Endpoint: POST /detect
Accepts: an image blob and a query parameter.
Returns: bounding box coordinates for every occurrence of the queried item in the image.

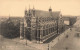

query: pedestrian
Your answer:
[70,28,72,31]
[25,39,27,46]
[65,47,68,50]
[66,35,69,38]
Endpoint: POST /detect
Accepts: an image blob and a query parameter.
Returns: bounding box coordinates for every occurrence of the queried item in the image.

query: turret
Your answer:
[49,6,52,12]
[25,8,27,15]
[32,6,35,16]
[28,5,32,17]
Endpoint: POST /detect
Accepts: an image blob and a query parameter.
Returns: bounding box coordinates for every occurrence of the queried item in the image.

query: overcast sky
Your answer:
[0,0,80,17]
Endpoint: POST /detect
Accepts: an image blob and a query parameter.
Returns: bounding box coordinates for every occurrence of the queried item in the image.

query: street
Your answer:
[51,21,80,50]
[0,25,80,50]
[0,35,40,50]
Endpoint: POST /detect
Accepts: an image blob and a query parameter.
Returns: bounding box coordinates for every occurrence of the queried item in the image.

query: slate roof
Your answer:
[28,9,60,18]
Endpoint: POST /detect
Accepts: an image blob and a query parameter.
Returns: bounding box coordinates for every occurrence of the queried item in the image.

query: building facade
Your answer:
[62,16,77,26]
[20,7,64,43]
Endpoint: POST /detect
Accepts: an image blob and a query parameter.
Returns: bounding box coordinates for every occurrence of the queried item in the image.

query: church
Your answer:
[20,7,64,43]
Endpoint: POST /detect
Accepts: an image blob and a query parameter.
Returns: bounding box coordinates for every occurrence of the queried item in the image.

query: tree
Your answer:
[1,19,20,38]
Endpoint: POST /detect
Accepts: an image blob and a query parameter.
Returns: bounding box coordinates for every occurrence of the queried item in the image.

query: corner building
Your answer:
[24,7,64,43]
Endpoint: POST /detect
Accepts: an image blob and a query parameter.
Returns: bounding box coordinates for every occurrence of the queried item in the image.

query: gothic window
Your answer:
[39,18,41,22]
[38,30,40,38]
[46,17,48,21]
[43,30,45,36]
[29,13,31,16]
[49,28,50,34]
[52,27,54,32]
[46,29,48,35]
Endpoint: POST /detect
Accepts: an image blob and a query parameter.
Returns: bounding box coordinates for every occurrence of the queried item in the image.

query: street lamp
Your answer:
[57,17,59,34]
[48,43,49,50]
[24,27,27,46]
[24,18,27,46]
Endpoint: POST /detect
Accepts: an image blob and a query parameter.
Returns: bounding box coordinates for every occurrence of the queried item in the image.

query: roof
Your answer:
[62,15,76,18]
[28,9,60,18]
[62,15,77,21]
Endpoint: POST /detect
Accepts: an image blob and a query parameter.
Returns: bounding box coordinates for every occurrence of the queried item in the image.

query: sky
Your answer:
[0,0,80,17]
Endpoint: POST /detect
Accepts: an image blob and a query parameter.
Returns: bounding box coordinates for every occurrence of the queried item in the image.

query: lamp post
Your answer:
[24,27,27,45]
[20,21,24,40]
[57,17,59,34]
[24,18,27,46]
[48,43,49,50]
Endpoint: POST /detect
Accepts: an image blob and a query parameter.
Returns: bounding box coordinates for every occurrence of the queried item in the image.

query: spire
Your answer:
[29,4,30,10]
[8,13,10,20]
[25,6,27,15]
[33,5,35,16]
[33,5,35,9]
[49,6,52,12]
[33,5,35,11]
[50,6,51,9]
[25,6,27,11]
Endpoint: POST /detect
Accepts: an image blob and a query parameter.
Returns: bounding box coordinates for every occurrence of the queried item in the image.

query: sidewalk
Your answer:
[49,28,71,50]
[12,28,71,50]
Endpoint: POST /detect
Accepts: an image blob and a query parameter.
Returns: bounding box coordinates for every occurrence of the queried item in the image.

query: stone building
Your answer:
[20,7,64,43]
[62,16,77,26]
